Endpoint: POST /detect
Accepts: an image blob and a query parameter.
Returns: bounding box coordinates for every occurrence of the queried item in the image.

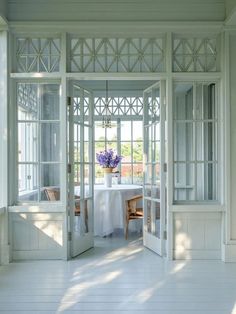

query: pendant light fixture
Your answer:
[102,80,112,128]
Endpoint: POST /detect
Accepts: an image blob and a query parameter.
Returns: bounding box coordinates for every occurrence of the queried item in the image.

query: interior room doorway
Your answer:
[67,79,167,258]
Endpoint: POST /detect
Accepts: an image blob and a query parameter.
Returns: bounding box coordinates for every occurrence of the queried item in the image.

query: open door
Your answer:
[143,81,166,256]
[68,82,94,257]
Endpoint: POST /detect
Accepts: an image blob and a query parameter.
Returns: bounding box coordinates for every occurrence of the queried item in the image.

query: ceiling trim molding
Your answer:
[9,21,224,34]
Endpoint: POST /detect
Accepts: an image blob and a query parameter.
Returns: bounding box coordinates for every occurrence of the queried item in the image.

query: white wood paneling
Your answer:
[10,212,66,260]
[174,212,221,259]
[8,0,225,22]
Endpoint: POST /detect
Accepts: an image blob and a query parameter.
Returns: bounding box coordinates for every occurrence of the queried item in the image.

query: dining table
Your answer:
[75,184,143,237]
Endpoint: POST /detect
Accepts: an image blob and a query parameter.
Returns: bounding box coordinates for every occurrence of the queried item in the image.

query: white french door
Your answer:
[143,81,166,256]
[68,82,94,257]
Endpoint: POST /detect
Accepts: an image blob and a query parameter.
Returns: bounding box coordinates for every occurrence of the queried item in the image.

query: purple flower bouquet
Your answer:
[96,149,122,169]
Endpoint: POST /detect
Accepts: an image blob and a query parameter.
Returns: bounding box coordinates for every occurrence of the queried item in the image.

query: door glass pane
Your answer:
[152,183,160,200]
[41,164,60,200]
[74,199,88,235]
[18,164,38,201]
[175,122,193,162]
[17,83,38,121]
[74,163,80,186]
[174,83,193,120]
[41,84,60,120]
[18,122,38,162]
[41,123,60,162]
[84,164,90,185]
[145,164,152,184]
[155,201,160,238]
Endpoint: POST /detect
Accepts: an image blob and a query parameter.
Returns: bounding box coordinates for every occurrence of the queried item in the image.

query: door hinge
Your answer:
[164,163,167,173]
[67,163,72,174]
[68,231,72,241]
[67,96,72,106]
[163,230,167,240]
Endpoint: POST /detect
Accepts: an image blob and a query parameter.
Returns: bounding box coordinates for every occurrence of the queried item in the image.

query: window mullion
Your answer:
[193,83,197,201]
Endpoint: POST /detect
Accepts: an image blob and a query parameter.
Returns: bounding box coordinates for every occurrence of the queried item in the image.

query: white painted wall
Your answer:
[7,0,225,22]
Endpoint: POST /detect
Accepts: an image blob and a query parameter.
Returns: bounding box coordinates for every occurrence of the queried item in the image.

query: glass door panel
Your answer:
[68,82,94,257]
[143,81,166,256]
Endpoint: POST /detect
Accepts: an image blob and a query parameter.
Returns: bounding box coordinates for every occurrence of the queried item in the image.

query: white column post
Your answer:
[0,30,9,265]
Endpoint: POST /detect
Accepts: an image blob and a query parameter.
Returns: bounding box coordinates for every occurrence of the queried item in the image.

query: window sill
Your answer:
[171,203,224,212]
[8,204,65,213]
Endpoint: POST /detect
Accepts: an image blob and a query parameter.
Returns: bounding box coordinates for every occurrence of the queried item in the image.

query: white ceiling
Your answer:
[7,0,226,22]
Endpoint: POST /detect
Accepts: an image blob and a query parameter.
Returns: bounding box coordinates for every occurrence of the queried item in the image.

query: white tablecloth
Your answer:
[75,184,143,236]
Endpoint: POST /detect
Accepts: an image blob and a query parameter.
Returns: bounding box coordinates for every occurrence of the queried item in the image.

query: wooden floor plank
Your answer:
[0,235,236,314]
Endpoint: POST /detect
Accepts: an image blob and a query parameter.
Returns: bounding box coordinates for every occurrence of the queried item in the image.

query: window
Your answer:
[79,95,144,185]
[120,121,143,184]
[173,82,218,202]
[17,83,61,202]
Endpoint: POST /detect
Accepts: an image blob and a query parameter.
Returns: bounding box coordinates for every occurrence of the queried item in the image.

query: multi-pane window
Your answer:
[173,82,218,202]
[17,83,61,202]
[93,119,143,185]
[120,121,143,184]
[78,95,144,184]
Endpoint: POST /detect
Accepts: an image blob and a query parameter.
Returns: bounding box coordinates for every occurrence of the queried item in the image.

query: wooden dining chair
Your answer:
[44,187,60,201]
[125,194,143,239]
[44,187,88,231]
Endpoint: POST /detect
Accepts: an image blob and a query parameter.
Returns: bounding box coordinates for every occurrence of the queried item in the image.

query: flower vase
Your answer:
[103,168,113,187]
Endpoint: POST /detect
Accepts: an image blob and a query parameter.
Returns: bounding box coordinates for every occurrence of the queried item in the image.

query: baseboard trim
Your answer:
[222,244,236,262]
[0,244,10,265]
[174,249,221,260]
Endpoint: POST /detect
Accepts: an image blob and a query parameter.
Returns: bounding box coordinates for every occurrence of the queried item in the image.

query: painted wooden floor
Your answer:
[1,235,236,313]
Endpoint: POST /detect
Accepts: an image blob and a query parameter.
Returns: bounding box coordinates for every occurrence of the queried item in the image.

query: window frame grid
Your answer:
[173,81,219,203]
[17,83,61,203]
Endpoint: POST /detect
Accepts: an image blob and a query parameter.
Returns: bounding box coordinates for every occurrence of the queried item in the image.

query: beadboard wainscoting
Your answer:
[173,212,222,260]
[9,207,67,260]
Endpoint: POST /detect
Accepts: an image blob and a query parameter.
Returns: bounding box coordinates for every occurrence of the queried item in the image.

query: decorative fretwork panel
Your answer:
[15,37,61,72]
[173,37,218,72]
[73,96,144,117]
[70,38,165,73]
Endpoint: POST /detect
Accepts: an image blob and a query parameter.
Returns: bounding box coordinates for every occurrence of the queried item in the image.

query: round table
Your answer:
[93,184,142,236]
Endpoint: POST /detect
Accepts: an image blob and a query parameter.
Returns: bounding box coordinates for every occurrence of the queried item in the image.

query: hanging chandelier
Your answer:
[102,80,112,128]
